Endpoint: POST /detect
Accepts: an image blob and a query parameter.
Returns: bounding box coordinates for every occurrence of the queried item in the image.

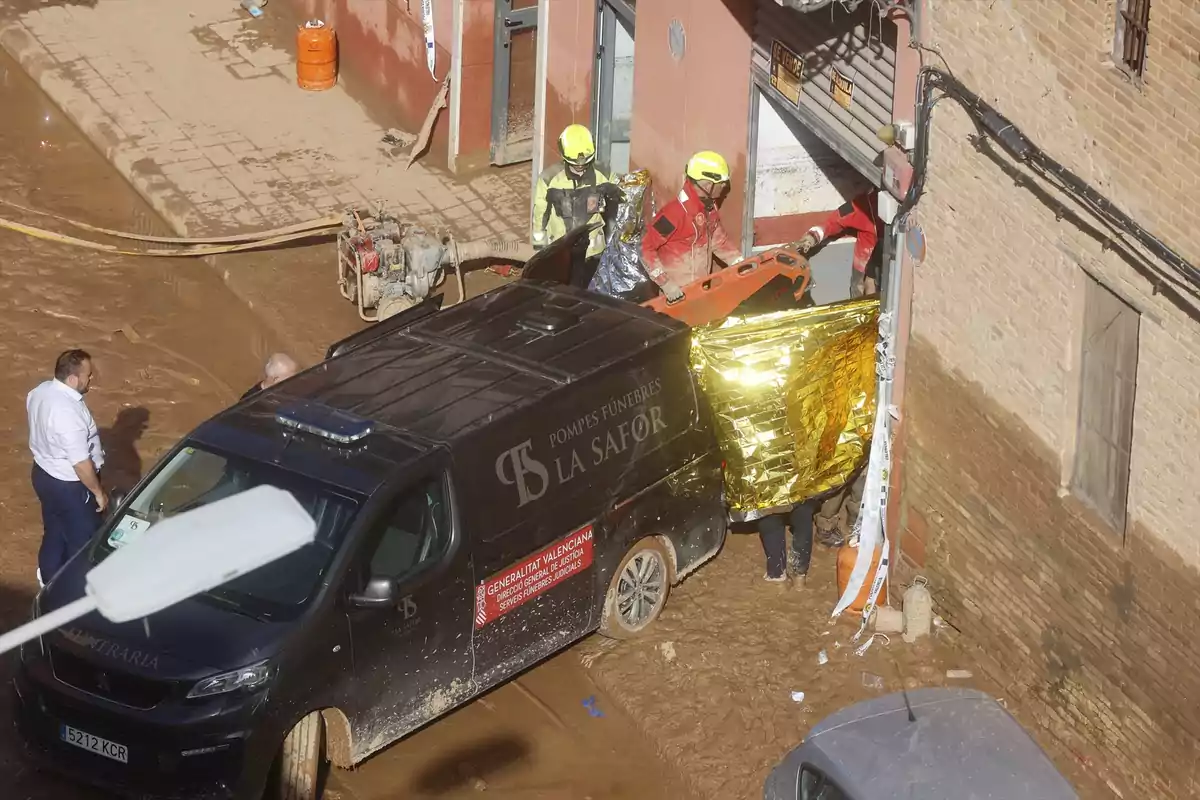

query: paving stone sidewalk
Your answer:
[0,0,529,240]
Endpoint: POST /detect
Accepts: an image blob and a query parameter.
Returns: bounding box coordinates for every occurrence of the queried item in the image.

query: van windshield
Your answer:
[96,444,359,621]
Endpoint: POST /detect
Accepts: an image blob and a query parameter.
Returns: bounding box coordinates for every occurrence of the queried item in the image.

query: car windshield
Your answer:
[96,444,359,621]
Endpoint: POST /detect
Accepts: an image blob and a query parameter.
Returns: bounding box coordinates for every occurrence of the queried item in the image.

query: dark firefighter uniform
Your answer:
[531,125,614,260]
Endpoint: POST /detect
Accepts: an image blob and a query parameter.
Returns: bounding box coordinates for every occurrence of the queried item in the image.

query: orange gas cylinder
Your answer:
[296,21,337,91]
[836,541,887,615]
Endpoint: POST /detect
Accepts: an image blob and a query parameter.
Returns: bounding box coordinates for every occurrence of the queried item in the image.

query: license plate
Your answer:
[60,724,129,763]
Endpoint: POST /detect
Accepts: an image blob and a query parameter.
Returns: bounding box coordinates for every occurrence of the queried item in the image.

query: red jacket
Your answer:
[807,190,881,274]
[642,180,742,287]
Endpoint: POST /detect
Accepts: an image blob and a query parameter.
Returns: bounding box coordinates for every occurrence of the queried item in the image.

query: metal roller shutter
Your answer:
[751,0,897,184]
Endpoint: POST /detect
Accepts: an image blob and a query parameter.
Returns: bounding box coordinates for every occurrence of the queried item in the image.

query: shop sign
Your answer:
[769,40,804,108]
[830,67,855,110]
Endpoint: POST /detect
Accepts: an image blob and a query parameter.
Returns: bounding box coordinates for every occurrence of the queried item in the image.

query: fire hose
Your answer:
[440,237,536,307]
[0,197,342,257]
[1,197,539,319]
[0,197,343,245]
[0,198,534,271]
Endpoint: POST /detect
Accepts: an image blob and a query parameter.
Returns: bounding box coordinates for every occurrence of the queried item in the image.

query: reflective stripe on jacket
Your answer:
[531,162,613,258]
[641,180,741,288]
[807,190,881,274]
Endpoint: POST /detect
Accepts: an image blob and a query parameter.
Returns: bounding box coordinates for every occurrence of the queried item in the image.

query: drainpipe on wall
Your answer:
[448,0,465,173]
[883,1,923,571]
[529,0,551,225]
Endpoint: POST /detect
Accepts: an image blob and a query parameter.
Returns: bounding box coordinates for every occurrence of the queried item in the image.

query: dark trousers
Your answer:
[32,464,101,582]
[758,501,816,579]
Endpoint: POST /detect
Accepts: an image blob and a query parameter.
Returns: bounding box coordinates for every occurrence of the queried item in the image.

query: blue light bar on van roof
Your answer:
[276,402,373,444]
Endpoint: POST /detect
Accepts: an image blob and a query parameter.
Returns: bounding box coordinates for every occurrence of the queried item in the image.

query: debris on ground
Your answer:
[873,605,904,633]
[659,641,677,663]
[861,672,884,690]
[854,633,889,657]
[381,128,415,148]
[486,264,522,279]
[790,691,806,703]
[946,669,974,680]
[901,577,934,643]
[406,76,451,169]
[817,649,829,665]
[581,695,605,718]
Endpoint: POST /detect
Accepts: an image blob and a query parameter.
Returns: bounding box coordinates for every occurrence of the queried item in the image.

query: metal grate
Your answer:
[1116,0,1151,77]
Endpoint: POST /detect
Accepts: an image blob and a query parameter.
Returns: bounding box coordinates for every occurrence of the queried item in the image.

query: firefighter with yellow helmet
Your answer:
[531,125,615,279]
[640,150,743,302]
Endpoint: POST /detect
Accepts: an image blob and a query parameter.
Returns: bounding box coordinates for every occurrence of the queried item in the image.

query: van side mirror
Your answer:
[349,576,395,609]
[106,492,127,519]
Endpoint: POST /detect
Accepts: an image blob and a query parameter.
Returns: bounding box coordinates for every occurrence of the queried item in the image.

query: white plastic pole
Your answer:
[0,596,97,657]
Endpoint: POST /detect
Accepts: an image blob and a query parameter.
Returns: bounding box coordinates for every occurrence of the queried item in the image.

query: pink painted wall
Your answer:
[457,0,497,170]
[628,0,755,244]
[542,0,596,168]
[292,0,493,170]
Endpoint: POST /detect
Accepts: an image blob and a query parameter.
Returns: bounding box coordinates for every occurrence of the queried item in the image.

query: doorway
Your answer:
[593,0,635,176]
[743,85,879,305]
[492,0,539,165]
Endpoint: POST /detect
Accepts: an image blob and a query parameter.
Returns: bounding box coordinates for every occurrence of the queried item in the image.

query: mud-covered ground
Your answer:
[0,40,1113,800]
[0,50,684,800]
[578,533,1116,799]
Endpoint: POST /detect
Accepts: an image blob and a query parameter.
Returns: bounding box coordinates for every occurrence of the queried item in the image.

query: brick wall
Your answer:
[897,0,1200,795]
[902,341,1200,797]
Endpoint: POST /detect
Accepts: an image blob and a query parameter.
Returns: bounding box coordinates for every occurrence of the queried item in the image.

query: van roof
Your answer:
[204,283,686,467]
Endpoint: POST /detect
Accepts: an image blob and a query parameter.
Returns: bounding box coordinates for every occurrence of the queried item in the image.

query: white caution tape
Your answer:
[832,400,890,623]
[854,633,890,657]
[832,313,896,628]
[422,0,436,78]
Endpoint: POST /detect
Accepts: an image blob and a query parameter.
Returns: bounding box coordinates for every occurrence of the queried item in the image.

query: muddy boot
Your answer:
[763,571,790,586]
[787,552,808,587]
[815,516,845,548]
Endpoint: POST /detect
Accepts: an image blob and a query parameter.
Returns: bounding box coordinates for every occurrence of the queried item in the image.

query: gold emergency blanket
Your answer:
[689,298,880,519]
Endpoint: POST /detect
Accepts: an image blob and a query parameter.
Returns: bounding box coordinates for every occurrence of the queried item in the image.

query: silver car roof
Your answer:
[767,687,1078,800]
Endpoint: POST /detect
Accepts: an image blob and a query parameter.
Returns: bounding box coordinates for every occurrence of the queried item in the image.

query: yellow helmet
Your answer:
[558,124,596,167]
[685,150,731,183]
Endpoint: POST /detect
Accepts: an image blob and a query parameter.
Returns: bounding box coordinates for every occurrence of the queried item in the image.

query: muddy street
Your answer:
[0,51,688,800]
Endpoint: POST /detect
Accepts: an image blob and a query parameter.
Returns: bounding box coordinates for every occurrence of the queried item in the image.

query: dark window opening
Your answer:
[800,766,849,800]
[1114,0,1152,78]
[368,476,451,583]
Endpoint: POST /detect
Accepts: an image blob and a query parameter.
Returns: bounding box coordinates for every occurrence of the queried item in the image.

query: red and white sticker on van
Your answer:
[474,525,594,629]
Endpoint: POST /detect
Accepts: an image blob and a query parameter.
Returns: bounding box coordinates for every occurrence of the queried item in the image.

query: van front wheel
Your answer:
[277,711,324,800]
[599,538,673,639]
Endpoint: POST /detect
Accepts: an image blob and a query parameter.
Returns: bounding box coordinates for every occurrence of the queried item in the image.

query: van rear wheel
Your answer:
[278,711,324,800]
[599,538,672,639]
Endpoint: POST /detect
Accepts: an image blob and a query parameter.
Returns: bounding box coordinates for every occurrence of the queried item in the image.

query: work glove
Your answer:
[648,265,685,304]
[792,233,818,254]
[662,282,685,304]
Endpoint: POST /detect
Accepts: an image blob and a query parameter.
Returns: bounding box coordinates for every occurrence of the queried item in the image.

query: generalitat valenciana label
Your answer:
[474,525,594,629]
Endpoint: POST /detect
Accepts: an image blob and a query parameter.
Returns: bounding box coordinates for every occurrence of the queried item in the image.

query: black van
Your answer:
[13,281,727,800]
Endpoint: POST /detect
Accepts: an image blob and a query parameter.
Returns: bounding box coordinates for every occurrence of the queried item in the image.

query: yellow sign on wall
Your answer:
[830,67,855,110]
[769,40,804,107]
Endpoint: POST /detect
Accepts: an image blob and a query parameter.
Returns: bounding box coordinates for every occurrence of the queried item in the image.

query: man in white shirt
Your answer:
[240,352,299,401]
[27,349,107,585]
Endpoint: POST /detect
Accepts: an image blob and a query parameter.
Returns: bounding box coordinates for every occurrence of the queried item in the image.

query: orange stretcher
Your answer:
[640,247,812,327]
